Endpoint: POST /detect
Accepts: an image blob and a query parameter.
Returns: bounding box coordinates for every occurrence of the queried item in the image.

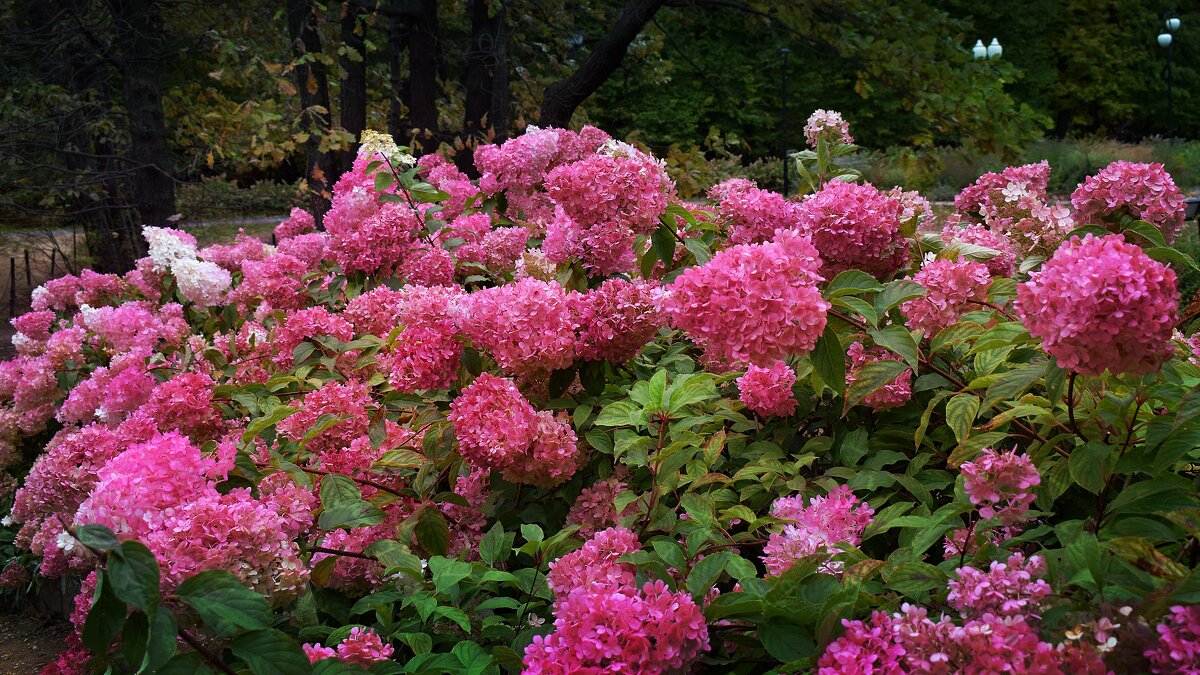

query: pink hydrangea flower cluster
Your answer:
[709,178,806,245]
[846,341,913,410]
[954,161,1052,218]
[271,306,355,368]
[460,278,582,380]
[1145,605,1200,674]
[888,186,934,226]
[418,153,479,221]
[77,301,188,354]
[796,180,910,279]
[524,579,710,675]
[948,553,1052,618]
[57,349,155,425]
[1015,234,1177,376]
[940,223,1017,277]
[541,208,639,277]
[950,161,1072,258]
[234,253,312,313]
[277,379,372,453]
[901,258,992,336]
[275,207,316,240]
[659,229,828,366]
[565,475,631,538]
[763,485,874,575]
[138,371,219,438]
[804,109,854,147]
[474,125,611,225]
[576,278,662,363]
[737,360,799,417]
[328,201,421,277]
[530,527,710,674]
[384,284,466,392]
[544,144,673,233]
[303,626,394,666]
[960,448,1041,525]
[818,604,1107,674]
[1072,161,1187,243]
[454,222,528,275]
[200,232,267,271]
[448,373,580,486]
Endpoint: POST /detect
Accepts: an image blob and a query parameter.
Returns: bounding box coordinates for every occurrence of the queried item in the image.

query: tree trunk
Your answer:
[387,4,410,140]
[459,0,509,174]
[287,0,335,226]
[105,0,174,270]
[407,0,440,151]
[337,1,368,175]
[538,0,664,128]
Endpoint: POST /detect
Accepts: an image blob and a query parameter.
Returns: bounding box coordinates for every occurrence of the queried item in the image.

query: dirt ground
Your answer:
[0,607,71,674]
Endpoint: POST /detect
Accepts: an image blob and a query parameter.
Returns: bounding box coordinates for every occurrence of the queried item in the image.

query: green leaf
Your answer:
[826,270,883,297]
[651,540,686,571]
[687,551,735,596]
[868,325,920,370]
[479,523,510,566]
[683,237,712,264]
[595,401,640,427]
[1146,246,1200,271]
[319,474,362,507]
[1070,440,1111,494]
[175,570,272,636]
[243,405,298,442]
[810,325,845,393]
[759,621,816,662]
[874,279,926,316]
[74,524,120,552]
[982,362,1046,410]
[146,607,179,671]
[82,572,125,653]
[652,222,677,268]
[415,507,450,556]
[108,541,161,611]
[318,500,386,531]
[429,556,473,595]
[944,394,980,444]
[230,629,311,675]
[845,359,909,411]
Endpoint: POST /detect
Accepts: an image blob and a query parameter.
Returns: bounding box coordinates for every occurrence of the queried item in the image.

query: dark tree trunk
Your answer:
[407,0,440,151]
[287,0,335,226]
[105,0,174,270]
[459,0,509,175]
[337,1,368,175]
[387,5,410,140]
[538,0,664,128]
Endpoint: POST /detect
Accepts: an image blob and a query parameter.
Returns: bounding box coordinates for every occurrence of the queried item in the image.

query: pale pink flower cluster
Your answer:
[960,448,1041,525]
[576,278,662,363]
[303,626,394,666]
[709,178,806,245]
[530,527,710,674]
[737,361,798,417]
[796,180,909,279]
[1145,605,1200,674]
[951,161,1072,258]
[448,373,579,487]
[804,109,854,147]
[274,207,316,240]
[901,259,992,336]
[31,269,124,313]
[143,226,232,306]
[888,187,934,226]
[658,229,828,366]
[763,485,874,575]
[76,301,188,354]
[460,278,582,380]
[1015,234,1177,376]
[565,475,630,538]
[940,223,1017,277]
[947,553,1052,617]
[847,341,913,410]
[1072,161,1187,243]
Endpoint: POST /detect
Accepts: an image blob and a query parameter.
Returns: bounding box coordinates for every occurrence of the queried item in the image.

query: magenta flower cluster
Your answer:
[763,485,875,575]
[902,258,992,336]
[737,361,799,417]
[960,448,1041,526]
[795,180,910,279]
[1071,160,1187,243]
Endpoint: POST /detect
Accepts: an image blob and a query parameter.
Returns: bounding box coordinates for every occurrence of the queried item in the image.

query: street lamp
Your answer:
[1158,14,1180,134]
[971,37,1002,60]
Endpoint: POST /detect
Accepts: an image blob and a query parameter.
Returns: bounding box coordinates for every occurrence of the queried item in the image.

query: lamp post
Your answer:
[971,37,1003,60]
[779,46,791,196]
[1158,14,1180,135]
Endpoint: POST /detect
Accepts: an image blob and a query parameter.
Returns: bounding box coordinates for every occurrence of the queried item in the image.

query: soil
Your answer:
[0,607,71,674]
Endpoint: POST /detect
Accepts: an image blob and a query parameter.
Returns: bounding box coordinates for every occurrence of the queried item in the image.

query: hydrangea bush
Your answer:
[0,117,1198,674]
